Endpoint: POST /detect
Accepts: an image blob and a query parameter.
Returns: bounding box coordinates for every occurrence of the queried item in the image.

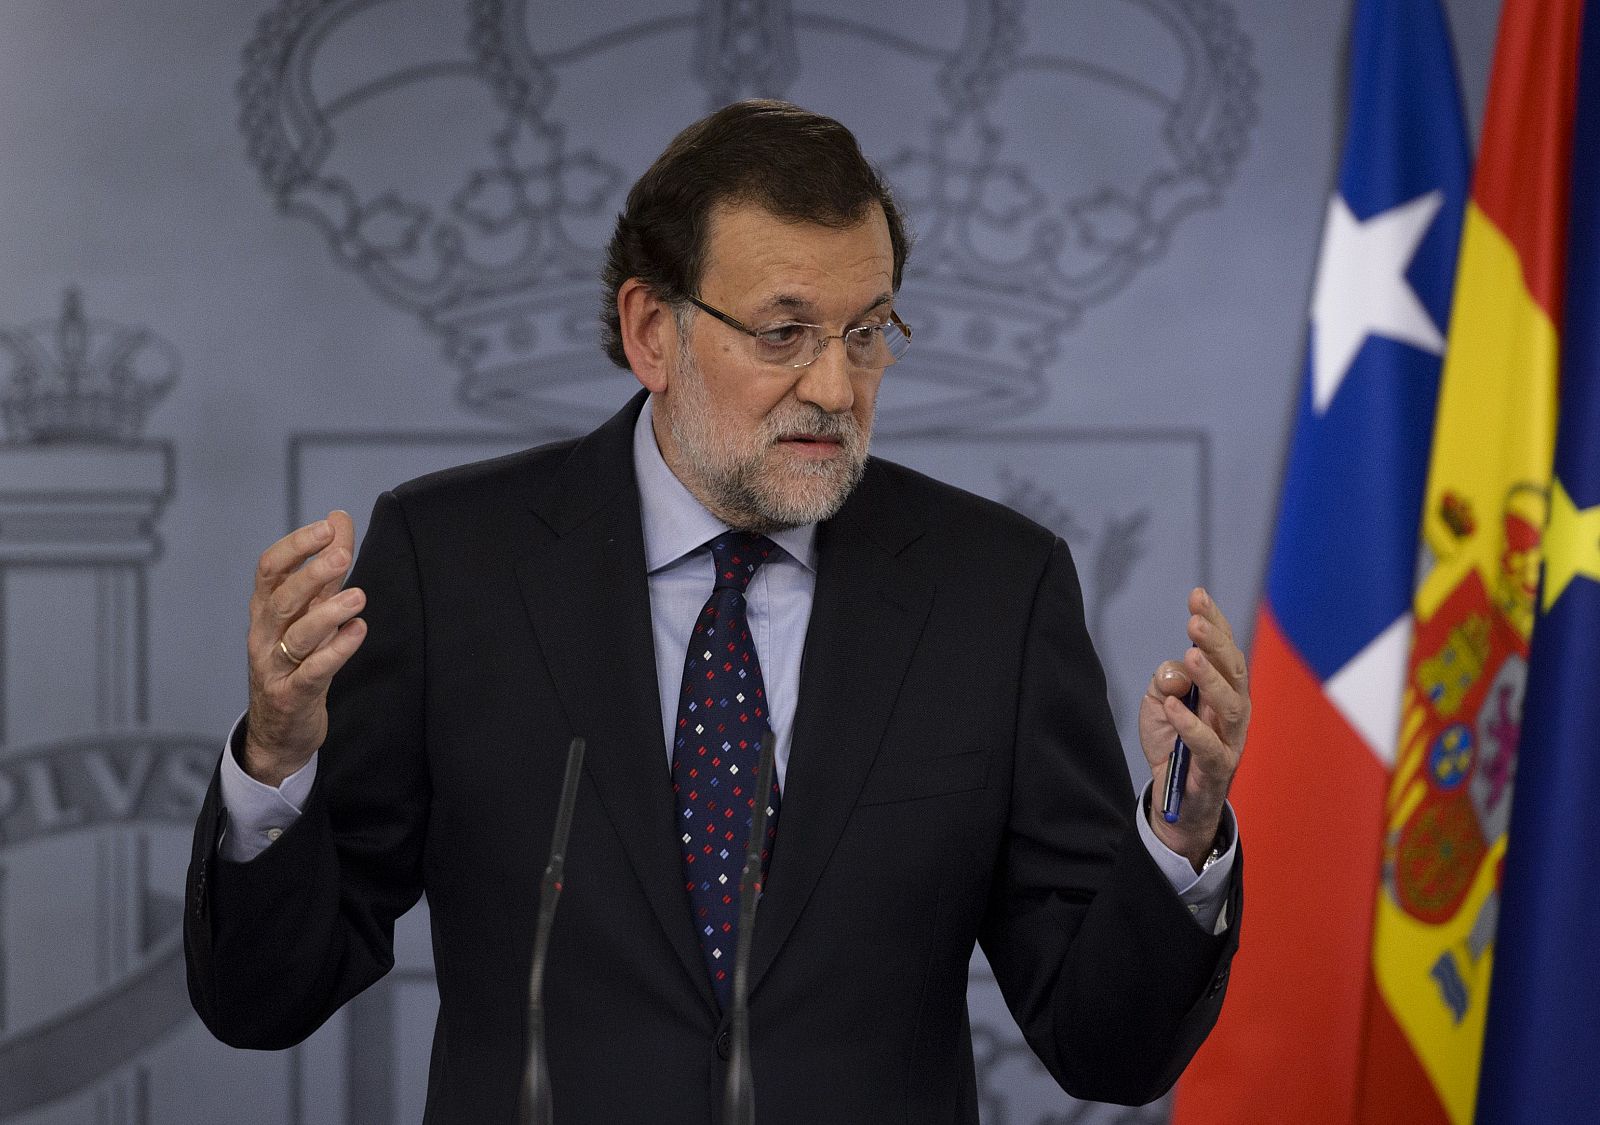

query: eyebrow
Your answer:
[754,292,895,323]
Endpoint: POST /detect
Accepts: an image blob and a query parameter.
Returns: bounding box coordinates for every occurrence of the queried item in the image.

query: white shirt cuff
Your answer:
[217,713,318,862]
[1134,783,1237,935]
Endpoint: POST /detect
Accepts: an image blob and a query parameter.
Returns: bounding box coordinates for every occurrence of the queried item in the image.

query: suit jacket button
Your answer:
[715,1029,731,1060]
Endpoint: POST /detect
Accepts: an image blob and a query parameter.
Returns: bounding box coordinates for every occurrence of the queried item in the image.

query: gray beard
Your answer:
[667,349,871,533]
[683,428,868,533]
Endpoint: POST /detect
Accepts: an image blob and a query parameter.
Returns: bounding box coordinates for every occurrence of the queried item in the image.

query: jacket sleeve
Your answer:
[978,536,1241,1106]
[184,490,431,1049]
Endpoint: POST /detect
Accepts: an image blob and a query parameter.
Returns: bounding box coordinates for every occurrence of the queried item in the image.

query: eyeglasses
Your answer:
[685,295,913,369]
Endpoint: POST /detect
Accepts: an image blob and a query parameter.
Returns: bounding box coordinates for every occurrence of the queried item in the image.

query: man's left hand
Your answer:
[1138,587,1250,871]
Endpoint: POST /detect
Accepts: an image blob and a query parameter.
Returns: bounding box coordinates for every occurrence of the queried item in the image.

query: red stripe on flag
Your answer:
[1174,605,1389,1125]
[1354,971,1451,1125]
[1473,0,1586,322]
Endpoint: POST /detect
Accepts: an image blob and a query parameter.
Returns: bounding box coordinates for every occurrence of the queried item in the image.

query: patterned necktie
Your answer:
[671,530,781,1009]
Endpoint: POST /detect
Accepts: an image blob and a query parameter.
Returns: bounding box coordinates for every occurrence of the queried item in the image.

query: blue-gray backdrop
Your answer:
[0,2,1499,1122]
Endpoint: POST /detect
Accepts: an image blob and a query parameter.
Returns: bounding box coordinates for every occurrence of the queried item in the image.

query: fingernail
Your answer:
[313,519,331,536]
[339,588,362,607]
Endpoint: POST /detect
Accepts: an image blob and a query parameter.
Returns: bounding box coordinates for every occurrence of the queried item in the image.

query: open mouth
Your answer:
[775,433,845,460]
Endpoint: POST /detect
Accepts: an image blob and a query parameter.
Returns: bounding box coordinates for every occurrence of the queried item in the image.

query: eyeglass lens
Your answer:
[752,322,909,368]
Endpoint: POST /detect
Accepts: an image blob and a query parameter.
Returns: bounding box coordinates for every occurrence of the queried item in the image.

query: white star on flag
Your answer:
[1324,611,1413,767]
[1309,190,1447,414]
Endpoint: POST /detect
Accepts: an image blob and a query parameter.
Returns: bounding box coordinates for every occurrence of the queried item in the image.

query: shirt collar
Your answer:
[632,395,819,574]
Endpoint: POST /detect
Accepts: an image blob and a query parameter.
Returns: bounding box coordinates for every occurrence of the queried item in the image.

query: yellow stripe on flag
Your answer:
[1411,205,1559,628]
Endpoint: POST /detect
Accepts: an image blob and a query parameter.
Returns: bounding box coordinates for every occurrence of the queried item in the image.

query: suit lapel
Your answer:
[749,464,933,995]
[514,393,718,1012]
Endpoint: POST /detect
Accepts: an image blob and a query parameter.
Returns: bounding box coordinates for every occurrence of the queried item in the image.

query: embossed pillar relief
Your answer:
[0,290,206,1125]
[0,449,172,745]
[0,291,175,744]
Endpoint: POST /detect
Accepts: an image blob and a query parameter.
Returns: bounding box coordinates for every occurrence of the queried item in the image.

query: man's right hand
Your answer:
[243,510,368,786]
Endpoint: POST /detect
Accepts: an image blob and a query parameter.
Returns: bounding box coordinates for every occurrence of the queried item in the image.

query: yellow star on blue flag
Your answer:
[1541,476,1600,610]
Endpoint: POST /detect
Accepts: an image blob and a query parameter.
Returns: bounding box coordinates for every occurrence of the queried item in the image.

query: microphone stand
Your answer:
[517,736,587,1125]
[722,732,777,1125]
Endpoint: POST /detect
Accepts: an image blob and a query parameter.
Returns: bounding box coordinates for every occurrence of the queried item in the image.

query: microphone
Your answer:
[518,736,587,1125]
[722,730,777,1125]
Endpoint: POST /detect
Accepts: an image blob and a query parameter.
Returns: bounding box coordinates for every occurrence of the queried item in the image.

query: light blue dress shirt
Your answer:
[219,396,1234,930]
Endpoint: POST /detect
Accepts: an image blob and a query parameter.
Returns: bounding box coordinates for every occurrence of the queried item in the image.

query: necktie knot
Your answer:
[708,531,775,594]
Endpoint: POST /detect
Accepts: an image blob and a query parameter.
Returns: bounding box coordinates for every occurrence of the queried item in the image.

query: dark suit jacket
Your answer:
[185,392,1240,1124]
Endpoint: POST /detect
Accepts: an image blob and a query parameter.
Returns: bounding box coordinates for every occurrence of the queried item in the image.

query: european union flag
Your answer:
[1477,2,1600,1120]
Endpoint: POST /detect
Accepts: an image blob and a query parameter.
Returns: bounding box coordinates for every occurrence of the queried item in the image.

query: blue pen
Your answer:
[1161,673,1201,824]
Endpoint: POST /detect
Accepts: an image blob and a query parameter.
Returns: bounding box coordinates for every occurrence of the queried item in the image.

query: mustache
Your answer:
[763,406,862,443]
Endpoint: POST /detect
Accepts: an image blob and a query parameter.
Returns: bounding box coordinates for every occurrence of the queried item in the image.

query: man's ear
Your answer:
[618,278,677,394]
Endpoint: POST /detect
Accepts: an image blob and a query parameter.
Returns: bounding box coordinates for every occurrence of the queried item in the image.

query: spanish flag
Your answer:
[1475,3,1600,1120]
[1174,1,1468,1121]
[1353,1,1586,1123]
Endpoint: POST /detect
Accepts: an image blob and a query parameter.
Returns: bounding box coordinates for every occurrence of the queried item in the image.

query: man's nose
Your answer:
[793,338,855,414]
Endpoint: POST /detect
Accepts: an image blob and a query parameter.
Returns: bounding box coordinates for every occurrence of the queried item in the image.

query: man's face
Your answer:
[650,202,895,532]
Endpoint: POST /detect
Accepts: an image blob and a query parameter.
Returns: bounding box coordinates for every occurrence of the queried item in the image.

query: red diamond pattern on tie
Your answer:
[670,531,781,1010]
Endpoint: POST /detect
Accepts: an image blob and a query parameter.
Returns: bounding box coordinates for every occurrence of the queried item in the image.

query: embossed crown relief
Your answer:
[0,289,178,445]
[238,0,1255,434]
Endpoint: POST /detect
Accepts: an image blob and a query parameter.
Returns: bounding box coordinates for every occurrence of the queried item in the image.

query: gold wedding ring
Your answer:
[278,639,305,667]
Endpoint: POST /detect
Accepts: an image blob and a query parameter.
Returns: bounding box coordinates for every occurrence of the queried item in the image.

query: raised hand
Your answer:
[242,511,367,785]
[1137,587,1250,870]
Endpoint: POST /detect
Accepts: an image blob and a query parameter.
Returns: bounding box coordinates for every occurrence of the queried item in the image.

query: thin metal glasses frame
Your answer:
[684,295,912,369]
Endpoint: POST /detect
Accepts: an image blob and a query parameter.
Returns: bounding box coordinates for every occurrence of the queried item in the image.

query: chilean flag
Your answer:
[1173,1,1469,1121]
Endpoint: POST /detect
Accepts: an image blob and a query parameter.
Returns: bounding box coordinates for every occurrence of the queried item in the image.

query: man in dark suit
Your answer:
[186,101,1249,1123]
